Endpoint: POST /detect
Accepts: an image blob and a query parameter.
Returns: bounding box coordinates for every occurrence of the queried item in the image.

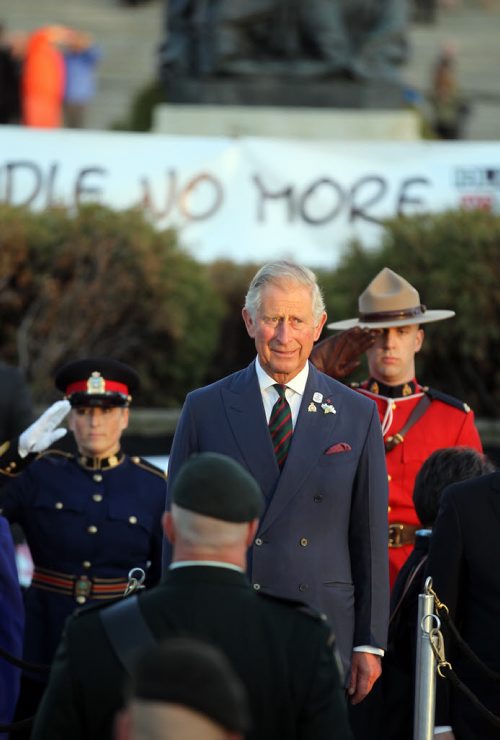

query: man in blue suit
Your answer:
[164,260,390,703]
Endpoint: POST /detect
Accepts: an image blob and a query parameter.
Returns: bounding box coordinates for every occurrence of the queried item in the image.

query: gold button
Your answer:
[55,502,64,510]
[300,537,308,547]
[87,525,98,534]
[93,494,103,502]
[129,516,138,525]
[93,474,103,482]
[388,506,392,513]
[82,561,91,569]
[387,474,392,482]
[76,596,87,605]
[392,403,397,410]
[132,457,140,464]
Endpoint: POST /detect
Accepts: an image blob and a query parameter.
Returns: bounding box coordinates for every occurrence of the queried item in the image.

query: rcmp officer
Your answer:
[0,358,167,727]
[33,452,352,740]
[324,268,482,587]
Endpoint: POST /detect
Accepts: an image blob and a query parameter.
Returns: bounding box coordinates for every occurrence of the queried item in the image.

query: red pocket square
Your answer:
[325,442,352,455]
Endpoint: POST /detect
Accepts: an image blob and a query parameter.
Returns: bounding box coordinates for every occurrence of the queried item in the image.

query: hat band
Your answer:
[66,380,129,395]
[359,304,427,323]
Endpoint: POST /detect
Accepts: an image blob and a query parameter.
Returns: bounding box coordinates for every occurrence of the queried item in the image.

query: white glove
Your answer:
[18,400,71,458]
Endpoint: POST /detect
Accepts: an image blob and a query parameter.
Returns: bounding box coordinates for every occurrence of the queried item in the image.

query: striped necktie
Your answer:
[269,384,293,469]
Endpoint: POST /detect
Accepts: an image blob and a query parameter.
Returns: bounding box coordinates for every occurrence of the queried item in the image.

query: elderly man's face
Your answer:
[68,406,129,459]
[366,325,424,386]
[242,280,326,384]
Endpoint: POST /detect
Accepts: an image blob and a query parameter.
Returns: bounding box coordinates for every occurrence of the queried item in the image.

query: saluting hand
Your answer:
[310,327,377,380]
[18,400,71,457]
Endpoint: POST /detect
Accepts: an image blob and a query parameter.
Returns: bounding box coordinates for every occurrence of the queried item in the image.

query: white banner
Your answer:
[1,126,499,268]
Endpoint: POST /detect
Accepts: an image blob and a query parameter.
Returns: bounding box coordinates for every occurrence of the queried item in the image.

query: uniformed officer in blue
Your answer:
[0,357,167,726]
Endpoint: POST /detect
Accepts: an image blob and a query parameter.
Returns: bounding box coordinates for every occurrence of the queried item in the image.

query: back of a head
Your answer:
[413,446,495,527]
[170,452,264,525]
[124,638,250,740]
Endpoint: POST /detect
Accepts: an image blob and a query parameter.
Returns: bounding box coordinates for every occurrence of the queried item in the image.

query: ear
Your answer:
[245,519,259,547]
[242,307,256,339]
[415,327,424,353]
[313,312,327,342]
[162,511,175,544]
[113,708,132,740]
[120,407,130,432]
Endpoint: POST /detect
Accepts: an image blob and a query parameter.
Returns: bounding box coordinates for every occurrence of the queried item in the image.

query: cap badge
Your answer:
[307,402,317,413]
[87,372,105,394]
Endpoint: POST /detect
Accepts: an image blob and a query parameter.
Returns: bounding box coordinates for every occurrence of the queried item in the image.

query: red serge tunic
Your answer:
[355,379,483,587]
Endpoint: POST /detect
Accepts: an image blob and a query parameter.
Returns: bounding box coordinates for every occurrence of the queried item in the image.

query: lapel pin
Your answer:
[321,403,336,415]
[308,402,317,413]
[313,392,323,403]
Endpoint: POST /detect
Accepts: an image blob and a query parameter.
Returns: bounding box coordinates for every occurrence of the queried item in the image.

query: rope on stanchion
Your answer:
[426,580,500,730]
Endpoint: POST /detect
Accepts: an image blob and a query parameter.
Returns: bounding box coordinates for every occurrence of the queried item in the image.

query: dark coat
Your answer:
[426,472,500,739]
[33,565,352,740]
[0,516,24,734]
[164,360,390,678]
[0,450,166,669]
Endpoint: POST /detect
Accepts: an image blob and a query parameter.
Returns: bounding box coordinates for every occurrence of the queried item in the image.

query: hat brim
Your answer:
[327,309,455,330]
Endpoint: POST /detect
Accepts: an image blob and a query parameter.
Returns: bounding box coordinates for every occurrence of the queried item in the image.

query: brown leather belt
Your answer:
[388,523,418,548]
[32,566,129,605]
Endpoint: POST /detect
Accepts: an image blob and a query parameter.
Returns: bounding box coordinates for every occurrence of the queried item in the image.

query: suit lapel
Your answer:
[221,361,280,499]
[260,364,342,532]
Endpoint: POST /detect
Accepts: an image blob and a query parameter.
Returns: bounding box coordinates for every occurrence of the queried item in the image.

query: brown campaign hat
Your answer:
[327,267,455,330]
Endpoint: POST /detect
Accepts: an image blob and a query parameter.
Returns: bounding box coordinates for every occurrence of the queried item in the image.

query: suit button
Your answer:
[93,494,103,502]
[87,525,98,534]
[82,561,91,569]
[300,538,308,547]
[55,502,64,510]
[313,495,323,503]
[255,538,263,546]
[129,516,138,525]
[253,583,261,591]
[298,583,308,592]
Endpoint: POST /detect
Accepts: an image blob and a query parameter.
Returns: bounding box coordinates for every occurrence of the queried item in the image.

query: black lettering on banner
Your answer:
[349,175,386,224]
[299,178,344,225]
[397,177,430,215]
[253,175,294,222]
[74,167,106,204]
[179,173,223,221]
[140,169,177,220]
[3,161,42,205]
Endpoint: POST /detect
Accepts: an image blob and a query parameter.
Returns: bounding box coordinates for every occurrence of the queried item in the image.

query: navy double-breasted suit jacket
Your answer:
[164,360,390,675]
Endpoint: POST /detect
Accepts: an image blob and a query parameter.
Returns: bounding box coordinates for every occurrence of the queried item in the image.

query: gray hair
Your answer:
[244,260,326,324]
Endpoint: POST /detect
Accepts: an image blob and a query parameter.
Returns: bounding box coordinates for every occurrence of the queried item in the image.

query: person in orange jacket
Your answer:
[21,26,70,128]
[313,268,482,588]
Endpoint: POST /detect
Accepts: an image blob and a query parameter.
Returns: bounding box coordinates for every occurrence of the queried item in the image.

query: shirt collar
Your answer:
[169,561,244,573]
[255,357,309,395]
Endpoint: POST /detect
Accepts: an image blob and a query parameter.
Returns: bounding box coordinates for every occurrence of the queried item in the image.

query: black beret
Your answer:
[171,452,264,523]
[131,638,251,733]
[54,357,139,408]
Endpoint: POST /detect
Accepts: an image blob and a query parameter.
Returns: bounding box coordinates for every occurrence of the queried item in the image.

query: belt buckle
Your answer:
[74,575,92,605]
[388,524,404,548]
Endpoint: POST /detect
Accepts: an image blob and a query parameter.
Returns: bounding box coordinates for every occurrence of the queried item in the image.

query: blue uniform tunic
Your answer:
[0,449,166,669]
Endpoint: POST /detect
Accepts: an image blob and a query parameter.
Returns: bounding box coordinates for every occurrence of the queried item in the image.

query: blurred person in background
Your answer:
[63,29,102,128]
[113,638,251,740]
